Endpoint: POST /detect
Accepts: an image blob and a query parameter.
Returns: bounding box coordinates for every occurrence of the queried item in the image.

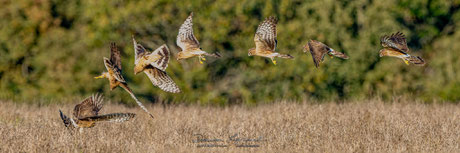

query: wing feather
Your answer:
[73,93,104,119]
[254,16,278,51]
[132,36,147,65]
[59,110,77,128]
[307,40,328,68]
[177,12,200,52]
[380,32,409,53]
[104,57,126,83]
[149,44,170,71]
[144,67,180,93]
[110,42,122,70]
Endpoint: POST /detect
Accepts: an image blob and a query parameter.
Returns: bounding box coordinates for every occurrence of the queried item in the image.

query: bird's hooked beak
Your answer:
[134,66,142,75]
[303,45,309,53]
[248,48,255,56]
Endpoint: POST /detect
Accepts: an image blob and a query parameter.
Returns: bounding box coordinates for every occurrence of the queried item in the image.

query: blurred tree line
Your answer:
[1,0,459,105]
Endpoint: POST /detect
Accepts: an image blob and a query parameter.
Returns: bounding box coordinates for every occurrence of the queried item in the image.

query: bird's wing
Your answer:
[110,42,122,70]
[59,110,77,128]
[254,16,278,52]
[143,67,180,93]
[104,57,126,83]
[307,40,328,68]
[79,113,136,123]
[176,12,200,52]
[149,44,170,71]
[73,93,104,119]
[132,36,148,65]
[380,32,409,53]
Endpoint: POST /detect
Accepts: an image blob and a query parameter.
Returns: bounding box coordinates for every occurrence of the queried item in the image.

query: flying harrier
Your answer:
[379,32,425,66]
[304,40,349,68]
[176,12,221,64]
[59,93,135,132]
[95,42,154,118]
[248,16,293,65]
[132,36,181,93]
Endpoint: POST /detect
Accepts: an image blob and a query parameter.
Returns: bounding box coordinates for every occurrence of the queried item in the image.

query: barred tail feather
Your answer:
[204,52,221,58]
[119,83,155,119]
[405,55,425,66]
[277,53,294,59]
[330,50,349,59]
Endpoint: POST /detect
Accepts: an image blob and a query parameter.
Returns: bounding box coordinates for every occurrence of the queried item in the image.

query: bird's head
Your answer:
[133,65,143,75]
[303,45,309,53]
[134,69,141,75]
[379,49,385,57]
[248,48,256,56]
[176,52,184,61]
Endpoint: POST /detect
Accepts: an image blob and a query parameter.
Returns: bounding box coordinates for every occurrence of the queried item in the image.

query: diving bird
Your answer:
[95,42,154,118]
[248,16,293,65]
[58,93,136,132]
[132,37,181,93]
[176,12,221,64]
[304,40,349,68]
[379,32,425,66]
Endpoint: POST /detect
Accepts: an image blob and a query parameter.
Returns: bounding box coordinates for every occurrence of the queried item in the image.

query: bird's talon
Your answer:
[202,57,206,61]
[272,60,277,65]
[404,60,409,65]
[198,57,204,64]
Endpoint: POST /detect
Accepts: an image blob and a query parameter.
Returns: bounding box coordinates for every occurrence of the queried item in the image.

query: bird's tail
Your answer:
[119,83,155,119]
[204,52,222,58]
[329,50,349,59]
[80,113,136,122]
[277,53,294,59]
[403,55,425,66]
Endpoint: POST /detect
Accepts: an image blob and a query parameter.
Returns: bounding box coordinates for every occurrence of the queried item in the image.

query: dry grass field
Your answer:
[1,100,460,152]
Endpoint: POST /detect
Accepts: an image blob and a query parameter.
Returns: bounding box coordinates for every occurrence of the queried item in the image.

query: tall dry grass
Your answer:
[0,100,459,152]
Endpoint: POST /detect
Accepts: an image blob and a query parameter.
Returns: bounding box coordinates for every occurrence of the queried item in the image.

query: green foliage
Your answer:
[1,0,459,104]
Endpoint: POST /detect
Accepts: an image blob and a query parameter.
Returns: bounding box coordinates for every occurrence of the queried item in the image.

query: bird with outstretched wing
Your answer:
[176,12,221,64]
[58,93,136,131]
[95,42,154,118]
[132,36,181,93]
[379,32,425,66]
[304,40,349,68]
[248,16,293,65]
